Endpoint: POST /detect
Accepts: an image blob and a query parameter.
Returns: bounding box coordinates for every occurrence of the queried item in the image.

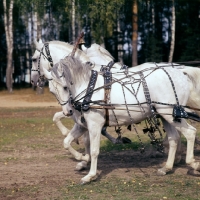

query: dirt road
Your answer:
[0,88,60,108]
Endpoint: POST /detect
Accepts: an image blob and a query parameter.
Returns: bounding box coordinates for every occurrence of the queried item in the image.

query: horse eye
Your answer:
[32,58,37,62]
[63,87,67,91]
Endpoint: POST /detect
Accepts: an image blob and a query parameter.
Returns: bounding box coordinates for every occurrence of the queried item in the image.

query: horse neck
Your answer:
[71,70,104,102]
[71,77,90,100]
[49,43,90,64]
[89,53,113,65]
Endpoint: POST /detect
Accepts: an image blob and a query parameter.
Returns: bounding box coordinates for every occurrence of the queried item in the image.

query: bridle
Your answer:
[31,42,75,108]
[31,43,54,84]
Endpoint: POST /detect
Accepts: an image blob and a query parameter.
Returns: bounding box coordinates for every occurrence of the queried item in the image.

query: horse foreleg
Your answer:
[80,113,104,184]
[53,111,70,136]
[63,124,90,164]
[75,131,90,171]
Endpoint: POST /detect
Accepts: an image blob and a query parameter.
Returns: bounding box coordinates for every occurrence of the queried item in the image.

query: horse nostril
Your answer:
[69,110,73,115]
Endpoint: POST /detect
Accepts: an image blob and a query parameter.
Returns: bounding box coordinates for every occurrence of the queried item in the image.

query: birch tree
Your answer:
[168,0,175,62]
[3,0,14,92]
[132,0,138,66]
[71,0,76,43]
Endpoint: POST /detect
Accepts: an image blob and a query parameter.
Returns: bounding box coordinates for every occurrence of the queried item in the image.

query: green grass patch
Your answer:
[59,175,200,200]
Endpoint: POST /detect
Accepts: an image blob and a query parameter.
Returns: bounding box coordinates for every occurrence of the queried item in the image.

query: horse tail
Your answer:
[182,67,200,115]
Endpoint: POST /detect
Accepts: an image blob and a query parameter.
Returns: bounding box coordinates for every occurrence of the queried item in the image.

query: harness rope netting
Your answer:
[31,36,200,154]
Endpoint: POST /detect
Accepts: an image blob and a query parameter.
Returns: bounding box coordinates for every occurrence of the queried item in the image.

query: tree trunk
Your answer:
[152,2,155,34]
[35,10,43,94]
[36,12,42,41]
[132,0,138,66]
[168,0,175,62]
[3,0,14,92]
[72,0,76,43]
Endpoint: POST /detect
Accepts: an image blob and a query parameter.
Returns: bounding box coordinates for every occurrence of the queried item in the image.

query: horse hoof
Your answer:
[75,166,85,171]
[80,174,99,185]
[157,168,167,176]
[122,137,132,144]
[75,162,87,171]
[80,179,90,185]
[80,181,89,185]
[190,162,200,171]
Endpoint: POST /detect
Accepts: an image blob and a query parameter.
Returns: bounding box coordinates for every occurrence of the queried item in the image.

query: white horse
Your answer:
[31,40,127,170]
[50,56,200,183]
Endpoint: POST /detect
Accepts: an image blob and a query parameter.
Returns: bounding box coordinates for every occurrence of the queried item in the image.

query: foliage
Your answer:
[87,0,125,43]
[1,0,200,87]
[64,0,125,44]
[142,35,163,62]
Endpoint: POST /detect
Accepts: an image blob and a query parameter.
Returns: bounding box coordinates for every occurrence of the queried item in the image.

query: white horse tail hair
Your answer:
[182,67,200,115]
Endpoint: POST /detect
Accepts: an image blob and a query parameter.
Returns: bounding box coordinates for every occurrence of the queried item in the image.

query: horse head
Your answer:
[50,56,94,116]
[31,39,48,87]
[31,39,91,87]
[50,60,73,115]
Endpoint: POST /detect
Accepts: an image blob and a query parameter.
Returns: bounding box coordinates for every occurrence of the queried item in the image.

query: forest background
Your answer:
[0,0,200,91]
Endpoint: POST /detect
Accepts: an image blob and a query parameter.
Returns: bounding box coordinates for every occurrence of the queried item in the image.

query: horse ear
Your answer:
[81,44,88,51]
[34,39,43,51]
[39,39,43,44]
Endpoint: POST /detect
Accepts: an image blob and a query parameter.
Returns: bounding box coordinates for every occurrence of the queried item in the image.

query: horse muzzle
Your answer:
[63,109,73,117]
[31,80,37,87]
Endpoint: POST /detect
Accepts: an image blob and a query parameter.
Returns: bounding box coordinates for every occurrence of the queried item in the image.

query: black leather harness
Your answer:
[72,61,114,125]
[100,61,115,126]
[82,70,98,111]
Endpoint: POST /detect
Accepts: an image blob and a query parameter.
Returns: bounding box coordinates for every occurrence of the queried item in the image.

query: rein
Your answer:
[73,66,159,103]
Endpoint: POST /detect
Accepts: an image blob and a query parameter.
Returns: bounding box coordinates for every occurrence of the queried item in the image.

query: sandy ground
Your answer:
[0,95,59,108]
[0,88,60,108]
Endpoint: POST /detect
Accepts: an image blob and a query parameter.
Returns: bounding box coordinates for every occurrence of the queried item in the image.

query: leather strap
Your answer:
[101,61,115,126]
[82,70,98,111]
[44,43,54,67]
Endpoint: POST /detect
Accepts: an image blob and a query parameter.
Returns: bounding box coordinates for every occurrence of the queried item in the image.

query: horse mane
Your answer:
[51,56,93,89]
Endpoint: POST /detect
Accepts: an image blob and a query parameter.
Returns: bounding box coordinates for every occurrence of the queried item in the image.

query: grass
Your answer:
[59,176,200,200]
[0,105,200,199]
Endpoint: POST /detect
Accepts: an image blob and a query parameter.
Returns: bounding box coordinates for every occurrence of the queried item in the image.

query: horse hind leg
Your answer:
[157,117,181,175]
[158,117,200,175]
[161,130,182,165]
[179,119,200,171]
